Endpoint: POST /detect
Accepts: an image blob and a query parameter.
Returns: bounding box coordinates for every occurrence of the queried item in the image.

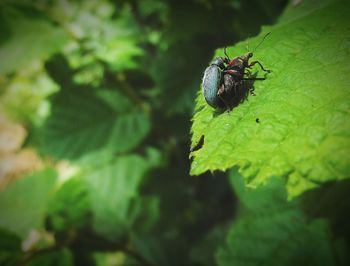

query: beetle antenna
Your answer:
[252,32,271,52]
[224,46,230,60]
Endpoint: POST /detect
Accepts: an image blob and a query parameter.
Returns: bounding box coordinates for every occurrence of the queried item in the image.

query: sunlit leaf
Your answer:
[0,168,56,237]
[47,177,91,232]
[190,0,350,198]
[0,61,59,124]
[0,7,68,74]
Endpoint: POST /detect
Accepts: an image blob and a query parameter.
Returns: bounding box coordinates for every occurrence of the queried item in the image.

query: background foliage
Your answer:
[0,0,349,265]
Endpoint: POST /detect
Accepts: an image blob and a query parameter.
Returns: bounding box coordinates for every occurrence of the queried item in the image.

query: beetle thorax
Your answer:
[233,58,245,69]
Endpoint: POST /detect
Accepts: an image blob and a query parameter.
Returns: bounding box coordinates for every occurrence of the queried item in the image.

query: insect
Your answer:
[202,33,271,110]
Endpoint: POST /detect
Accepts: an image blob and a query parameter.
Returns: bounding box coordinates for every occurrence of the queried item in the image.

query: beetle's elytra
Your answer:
[202,58,226,108]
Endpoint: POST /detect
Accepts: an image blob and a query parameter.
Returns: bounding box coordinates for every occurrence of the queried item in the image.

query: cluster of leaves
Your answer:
[1,0,349,266]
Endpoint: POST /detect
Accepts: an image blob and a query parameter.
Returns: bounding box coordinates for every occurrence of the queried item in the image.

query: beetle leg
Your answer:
[242,77,265,80]
[249,61,271,73]
[217,84,231,111]
[244,69,252,76]
[217,84,225,96]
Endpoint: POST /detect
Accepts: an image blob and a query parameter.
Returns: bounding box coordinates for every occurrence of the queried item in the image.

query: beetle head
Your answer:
[211,57,226,68]
[241,52,253,63]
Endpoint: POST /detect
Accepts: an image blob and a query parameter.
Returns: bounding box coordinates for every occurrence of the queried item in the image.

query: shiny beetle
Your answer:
[202,57,229,108]
[202,33,271,110]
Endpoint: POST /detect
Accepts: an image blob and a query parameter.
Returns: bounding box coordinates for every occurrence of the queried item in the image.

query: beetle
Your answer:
[202,32,271,110]
[202,57,229,108]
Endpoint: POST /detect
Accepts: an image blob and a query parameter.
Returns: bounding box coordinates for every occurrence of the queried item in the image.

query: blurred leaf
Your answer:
[54,1,143,75]
[84,153,159,240]
[142,166,197,233]
[216,172,347,266]
[94,251,126,266]
[131,235,189,266]
[190,0,350,198]
[0,61,59,124]
[0,229,22,266]
[26,248,73,266]
[37,88,150,160]
[47,177,91,232]
[0,6,69,74]
[301,178,350,243]
[93,26,144,71]
[190,223,230,266]
[73,63,104,87]
[0,168,57,238]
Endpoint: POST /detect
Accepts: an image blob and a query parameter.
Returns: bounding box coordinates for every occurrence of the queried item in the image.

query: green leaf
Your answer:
[190,223,230,266]
[47,177,91,232]
[130,235,189,266]
[84,153,159,240]
[93,25,144,71]
[93,251,126,266]
[301,178,350,242]
[0,168,57,238]
[216,172,346,266]
[190,0,350,198]
[54,1,143,77]
[0,61,59,125]
[37,88,150,160]
[0,6,69,74]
